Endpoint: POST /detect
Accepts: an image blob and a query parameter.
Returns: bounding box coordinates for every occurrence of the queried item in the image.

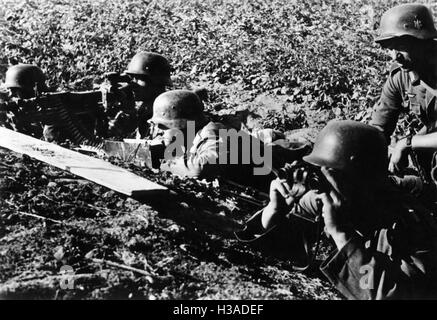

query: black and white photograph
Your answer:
[1,0,437,306]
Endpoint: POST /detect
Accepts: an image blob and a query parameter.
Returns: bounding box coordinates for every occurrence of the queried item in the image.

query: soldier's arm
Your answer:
[370,69,406,140]
[390,130,437,173]
[159,129,222,178]
[235,191,319,241]
[234,191,320,263]
[410,131,437,150]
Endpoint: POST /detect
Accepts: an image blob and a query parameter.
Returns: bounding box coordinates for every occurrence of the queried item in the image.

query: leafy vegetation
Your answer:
[1,0,435,299]
[2,0,431,125]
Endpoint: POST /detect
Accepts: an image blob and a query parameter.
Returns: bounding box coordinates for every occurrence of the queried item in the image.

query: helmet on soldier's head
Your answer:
[303,120,388,179]
[125,52,172,86]
[375,4,437,43]
[5,64,47,92]
[148,90,207,130]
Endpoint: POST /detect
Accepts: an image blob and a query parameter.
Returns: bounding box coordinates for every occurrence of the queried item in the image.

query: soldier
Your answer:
[147,90,308,192]
[1,64,47,137]
[123,51,173,138]
[148,89,238,179]
[1,64,103,144]
[237,120,437,299]
[4,64,47,99]
[370,4,437,196]
[42,51,172,142]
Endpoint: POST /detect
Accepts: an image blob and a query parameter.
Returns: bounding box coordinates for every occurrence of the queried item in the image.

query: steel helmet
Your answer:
[125,52,172,86]
[5,64,46,91]
[375,4,437,43]
[303,120,388,178]
[148,90,207,130]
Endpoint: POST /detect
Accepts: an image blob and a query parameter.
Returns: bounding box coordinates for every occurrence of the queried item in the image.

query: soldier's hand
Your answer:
[162,128,182,147]
[270,163,309,206]
[389,138,410,174]
[316,167,354,250]
[262,169,308,230]
[261,178,295,229]
[269,177,295,207]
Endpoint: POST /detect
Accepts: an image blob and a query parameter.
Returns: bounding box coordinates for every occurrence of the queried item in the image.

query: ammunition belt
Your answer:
[39,95,103,147]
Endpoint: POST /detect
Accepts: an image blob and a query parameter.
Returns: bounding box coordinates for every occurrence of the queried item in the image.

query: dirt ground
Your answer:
[0,86,342,300]
[0,148,340,300]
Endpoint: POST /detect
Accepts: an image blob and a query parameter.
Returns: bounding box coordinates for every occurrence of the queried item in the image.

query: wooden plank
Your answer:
[0,127,168,198]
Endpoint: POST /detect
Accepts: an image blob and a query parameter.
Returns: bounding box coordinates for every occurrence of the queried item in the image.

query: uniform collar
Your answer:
[391,62,423,86]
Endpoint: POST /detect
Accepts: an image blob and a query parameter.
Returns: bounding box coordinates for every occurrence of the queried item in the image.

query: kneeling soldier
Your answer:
[370,4,437,206]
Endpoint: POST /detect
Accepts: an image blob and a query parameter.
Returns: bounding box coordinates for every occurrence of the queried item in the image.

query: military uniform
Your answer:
[135,100,154,138]
[370,64,437,190]
[159,119,311,191]
[2,110,43,138]
[2,64,46,138]
[0,97,44,138]
[237,184,437,299]
[123,52,173,139]
[103,100,138,139]
[370,64,437,139]
[151,90,310,191]
[159,121,279,191]
[371,2,437,189]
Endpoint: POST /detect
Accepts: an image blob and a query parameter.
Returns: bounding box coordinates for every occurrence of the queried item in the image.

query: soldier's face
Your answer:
[130,75,165,101]
[8,87,35,99]
[382,38,426,71]
[148,121,167,139]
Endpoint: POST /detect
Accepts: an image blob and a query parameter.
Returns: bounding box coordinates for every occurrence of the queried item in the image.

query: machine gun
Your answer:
[1,72,133,116]
[1,90,102,121]
[0,72,136,144]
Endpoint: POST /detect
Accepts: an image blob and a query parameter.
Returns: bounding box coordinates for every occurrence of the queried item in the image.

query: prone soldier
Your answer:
[1,64,112,144]
[146,89,309,192]
[1,64,47,137]
[45,51,173,141]
[122,51,173,138]
[1,52,173,144]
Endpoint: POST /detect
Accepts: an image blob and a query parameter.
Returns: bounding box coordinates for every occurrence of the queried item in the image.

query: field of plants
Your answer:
[0,0,436,300]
